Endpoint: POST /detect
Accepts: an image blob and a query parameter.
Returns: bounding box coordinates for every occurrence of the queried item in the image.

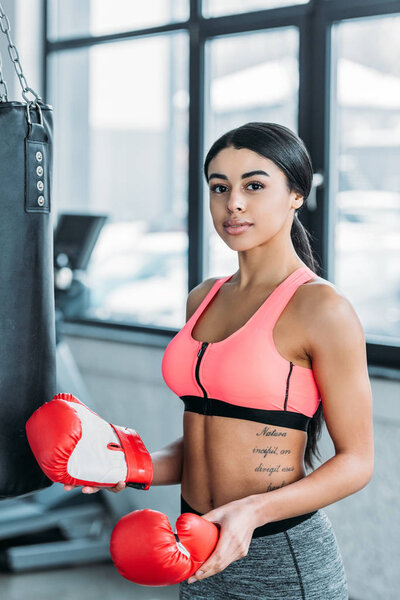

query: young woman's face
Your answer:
[207,146,303,249]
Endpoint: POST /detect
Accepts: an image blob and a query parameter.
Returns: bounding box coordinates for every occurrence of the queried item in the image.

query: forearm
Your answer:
[150,436,184,486]
[249,453,373,527]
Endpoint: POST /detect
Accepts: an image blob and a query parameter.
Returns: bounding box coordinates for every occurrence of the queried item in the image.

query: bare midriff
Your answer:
[181,412,307,513]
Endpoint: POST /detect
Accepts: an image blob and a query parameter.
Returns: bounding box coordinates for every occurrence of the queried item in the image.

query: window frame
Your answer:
[44,0,400,374]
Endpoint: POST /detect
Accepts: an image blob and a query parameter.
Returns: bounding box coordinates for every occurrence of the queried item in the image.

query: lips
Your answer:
[223,222,253,235]
[223,220,253,227]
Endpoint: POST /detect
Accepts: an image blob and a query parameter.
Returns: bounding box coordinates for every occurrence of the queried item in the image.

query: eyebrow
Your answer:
[208,170,270,182]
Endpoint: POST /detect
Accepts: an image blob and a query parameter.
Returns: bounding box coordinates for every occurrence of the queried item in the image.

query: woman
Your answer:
[161,122,373,599]
[69,122,374,599]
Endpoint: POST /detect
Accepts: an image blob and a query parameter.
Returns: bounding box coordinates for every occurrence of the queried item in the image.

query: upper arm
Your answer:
[305,284,374,479]
[185,277,219,323]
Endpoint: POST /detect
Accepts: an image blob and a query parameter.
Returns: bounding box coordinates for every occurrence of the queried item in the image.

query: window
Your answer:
[46,0,400,368]
[203,0,309,18]
[204,27,300,277]
[48,32,189,327]
[47,0,189,40]
[331,14,400,341]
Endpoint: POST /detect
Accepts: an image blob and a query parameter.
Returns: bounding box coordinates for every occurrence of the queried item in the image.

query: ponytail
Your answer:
[291,212,324,471]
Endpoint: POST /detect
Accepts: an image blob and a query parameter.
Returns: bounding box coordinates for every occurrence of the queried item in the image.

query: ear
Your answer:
[292,194,304,210]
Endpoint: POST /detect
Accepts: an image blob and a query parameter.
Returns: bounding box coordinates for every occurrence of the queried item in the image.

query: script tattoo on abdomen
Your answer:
[253,446,292,458]
[256,425,287,437]
[253,425,294,477]
[254,463,295,475]
[266,481,286,492]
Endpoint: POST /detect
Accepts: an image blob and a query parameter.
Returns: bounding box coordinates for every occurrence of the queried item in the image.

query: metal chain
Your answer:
[0,43,8,101]
[0,1,42,104]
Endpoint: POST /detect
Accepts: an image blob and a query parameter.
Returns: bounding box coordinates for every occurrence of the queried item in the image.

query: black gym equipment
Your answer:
[0,212,136,571]
[0,5,55,498]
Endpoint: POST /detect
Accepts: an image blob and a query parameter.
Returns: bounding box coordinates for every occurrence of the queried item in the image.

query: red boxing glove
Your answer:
[26,393,153,490]
[110,508,220,586]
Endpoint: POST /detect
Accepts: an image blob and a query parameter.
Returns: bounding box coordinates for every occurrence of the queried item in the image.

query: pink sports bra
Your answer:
[161,266,321,432]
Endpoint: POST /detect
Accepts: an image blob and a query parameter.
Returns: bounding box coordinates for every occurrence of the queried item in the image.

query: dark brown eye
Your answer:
[210,184,227,193]
[247,182,264,191]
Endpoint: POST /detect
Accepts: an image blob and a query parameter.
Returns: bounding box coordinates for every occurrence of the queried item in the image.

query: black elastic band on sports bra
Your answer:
[180,494,317,538]
[181,395,311,432]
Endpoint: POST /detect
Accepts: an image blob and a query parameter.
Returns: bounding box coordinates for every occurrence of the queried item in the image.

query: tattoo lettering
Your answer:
[252,445,292,457]
[254,464,281,476]
[254,463,295,475]
[266,481,286,492]
[252,446,279,458]
[256,426,287,437]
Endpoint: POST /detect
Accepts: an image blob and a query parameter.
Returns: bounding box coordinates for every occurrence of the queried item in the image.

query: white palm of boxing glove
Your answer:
[26,393,153,489]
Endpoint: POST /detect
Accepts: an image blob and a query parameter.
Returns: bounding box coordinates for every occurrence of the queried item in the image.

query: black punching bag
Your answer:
[0,93,56,498]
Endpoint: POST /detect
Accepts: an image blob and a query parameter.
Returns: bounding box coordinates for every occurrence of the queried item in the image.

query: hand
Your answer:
[110,509,220,586]
[26,393,153,490]
[63,481,126,494]
[187,496,259,584]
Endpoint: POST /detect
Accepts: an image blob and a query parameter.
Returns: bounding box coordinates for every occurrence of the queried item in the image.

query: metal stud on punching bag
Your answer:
[0,4,54,497]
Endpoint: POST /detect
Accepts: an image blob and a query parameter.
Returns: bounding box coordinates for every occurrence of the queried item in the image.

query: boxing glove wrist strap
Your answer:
[111,424,153,490]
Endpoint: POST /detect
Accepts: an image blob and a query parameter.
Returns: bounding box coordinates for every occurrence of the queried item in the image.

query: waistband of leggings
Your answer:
[180,494,318,538]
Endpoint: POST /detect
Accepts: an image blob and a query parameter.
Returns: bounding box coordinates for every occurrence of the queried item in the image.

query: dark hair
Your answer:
[203,121,324,472]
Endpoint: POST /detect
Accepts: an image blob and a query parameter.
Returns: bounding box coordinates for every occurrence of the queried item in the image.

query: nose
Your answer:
[225,187,246,212]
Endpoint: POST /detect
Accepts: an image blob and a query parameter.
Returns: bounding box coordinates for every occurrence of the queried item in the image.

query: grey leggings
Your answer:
[179,499,349,600]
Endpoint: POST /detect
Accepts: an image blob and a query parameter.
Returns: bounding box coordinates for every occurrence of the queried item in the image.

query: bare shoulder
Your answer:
[185,277,220,322]
[297,273,366,351]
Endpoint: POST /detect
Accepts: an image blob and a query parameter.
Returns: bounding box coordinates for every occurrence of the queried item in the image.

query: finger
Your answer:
[81,486,100,494]
[189,534,231,581]
[188,560,228,583]
[191,564,217,580]
[110,481,126,493]
[190,552,224,581]
[188,570,204,584]
[63,484,76,491]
